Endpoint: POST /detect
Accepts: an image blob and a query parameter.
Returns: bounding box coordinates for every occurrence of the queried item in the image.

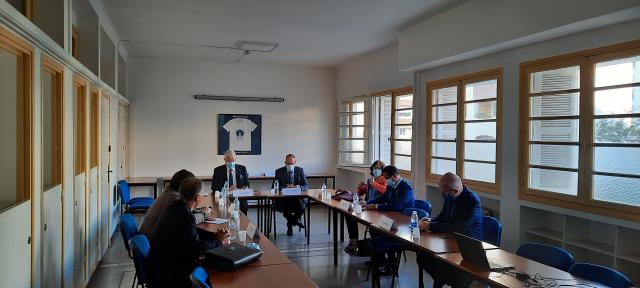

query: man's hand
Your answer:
[366,204,377,210]
[214,228,231,242]
[287,184,295,188]
[229,185,237,191]
[418,219,430,231]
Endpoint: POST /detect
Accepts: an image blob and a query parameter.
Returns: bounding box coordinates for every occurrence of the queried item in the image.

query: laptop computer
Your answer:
[454,232,514,271]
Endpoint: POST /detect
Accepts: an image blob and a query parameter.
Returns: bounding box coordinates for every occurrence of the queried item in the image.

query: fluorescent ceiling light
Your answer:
[234,41,278,52]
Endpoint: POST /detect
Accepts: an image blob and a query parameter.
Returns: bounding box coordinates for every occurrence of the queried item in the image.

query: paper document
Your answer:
[205,218,229,224]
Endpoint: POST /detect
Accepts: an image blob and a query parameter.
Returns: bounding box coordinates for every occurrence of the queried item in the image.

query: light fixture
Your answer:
[234,41,279,52]
[194,94,284,102]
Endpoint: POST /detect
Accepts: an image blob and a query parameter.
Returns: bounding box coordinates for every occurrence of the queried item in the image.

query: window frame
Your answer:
[519,39,640,222]
[426,68,503,194]
[372,86,414,173]
[73,75,87,176]
[337,97,370,167]
[41,54,64,191]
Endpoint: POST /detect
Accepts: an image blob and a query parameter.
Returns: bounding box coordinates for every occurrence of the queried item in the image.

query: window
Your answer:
[338,98,369,166]
[42,55,63,191]
[427,68,502,194]
[371,87,414,172]
[520,39,640,220]
[90,88,99,168]
[0,26,33,210]
[74,76,87,175]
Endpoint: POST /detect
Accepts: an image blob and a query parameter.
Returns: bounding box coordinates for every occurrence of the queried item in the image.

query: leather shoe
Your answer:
[286,224,293,236]
[378,266,397,277]
[295,221,305,228]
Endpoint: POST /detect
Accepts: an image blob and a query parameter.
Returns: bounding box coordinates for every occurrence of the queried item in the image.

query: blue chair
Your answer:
[569,263,632,288]
[413,199,432,216]
[401,208,429,220]
[129,235,151,287]
[118,180,153,214]
[119,214,139,259]
[482,216,502,246]
[190,266,212,288]
[516,243,574,272]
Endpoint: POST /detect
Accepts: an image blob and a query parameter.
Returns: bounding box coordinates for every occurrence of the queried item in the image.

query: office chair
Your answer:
[129,235,151,288]
[190,266,212,288]
[569,263,633,288]
[482,216,502,246]
[516,243,574,272]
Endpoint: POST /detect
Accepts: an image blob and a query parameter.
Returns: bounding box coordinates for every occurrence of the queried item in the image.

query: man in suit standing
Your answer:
[211,150,250,214]
[274,154,309,236]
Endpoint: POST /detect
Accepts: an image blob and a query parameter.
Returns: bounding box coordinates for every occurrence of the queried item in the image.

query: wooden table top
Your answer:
[124,177,158,184]
[436,249,606,288]
[161,173,336,182]
[207,263,318,288]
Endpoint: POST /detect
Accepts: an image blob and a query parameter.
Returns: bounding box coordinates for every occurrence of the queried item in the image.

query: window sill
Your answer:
[337,166,369,174]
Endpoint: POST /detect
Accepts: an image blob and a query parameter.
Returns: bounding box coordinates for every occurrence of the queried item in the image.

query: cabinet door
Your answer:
[0,202,31,287]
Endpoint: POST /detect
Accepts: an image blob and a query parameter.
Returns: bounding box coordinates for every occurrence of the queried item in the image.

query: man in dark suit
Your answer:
[211,150,250,214]
[417,172,483,287]
[147,177,230,288]
[274,154,309,236]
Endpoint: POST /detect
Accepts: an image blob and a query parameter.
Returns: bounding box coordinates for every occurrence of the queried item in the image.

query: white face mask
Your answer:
[286,164,295,172]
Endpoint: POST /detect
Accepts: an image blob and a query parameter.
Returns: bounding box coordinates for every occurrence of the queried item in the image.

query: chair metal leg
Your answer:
[391,251,402,287]
[403,250,407,262]
[327,206,331,234]
[272,205,277,241]
[131,274,136,288]
[418,263,425,288]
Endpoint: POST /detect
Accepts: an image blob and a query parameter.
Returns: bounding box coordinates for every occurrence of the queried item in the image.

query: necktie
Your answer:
[289,171,294,185]
[229,170,234,186]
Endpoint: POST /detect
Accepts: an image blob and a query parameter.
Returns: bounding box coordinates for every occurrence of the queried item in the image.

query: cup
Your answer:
[238,230,247,241]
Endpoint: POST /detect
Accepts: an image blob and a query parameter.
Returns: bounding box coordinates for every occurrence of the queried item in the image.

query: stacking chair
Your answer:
[413,199,432,217]
[516,243,574,272]
[119,214,139,259]
[129,235,151,288]
[118,180,154,214]
[190,266,212,288]
[569,263,633,288]
[482,216,502,246]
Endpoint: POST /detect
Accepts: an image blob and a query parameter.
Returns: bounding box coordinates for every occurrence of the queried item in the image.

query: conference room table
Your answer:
[161,173,336,189]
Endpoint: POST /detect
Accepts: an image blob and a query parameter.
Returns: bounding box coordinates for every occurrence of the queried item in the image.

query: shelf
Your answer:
[566,239,614,256]
[617,254,640,265]
[525,228,563,242]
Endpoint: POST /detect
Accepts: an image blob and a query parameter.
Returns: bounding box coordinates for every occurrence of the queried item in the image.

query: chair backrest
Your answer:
[190,266,212,288]
[119,214,139,258]
[413,199,432,216]
[569,263,633,288]
[482,216,502,246]
[401,208,428,219]
[129,235,151,286]
[117,179,131,203]
[517,243,575,272]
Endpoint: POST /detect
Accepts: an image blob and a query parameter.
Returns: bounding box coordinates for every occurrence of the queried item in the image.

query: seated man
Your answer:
[147,177,230,288]
[211,150,250,214]
[274,154,309,236]
[417,172,483,287]
[140,169,210,243]
[366,165,415,275]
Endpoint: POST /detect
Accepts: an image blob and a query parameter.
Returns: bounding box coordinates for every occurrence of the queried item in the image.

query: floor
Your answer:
[87,205,432,288]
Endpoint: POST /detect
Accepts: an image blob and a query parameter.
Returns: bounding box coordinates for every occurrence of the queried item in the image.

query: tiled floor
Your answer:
[88,205,432,288]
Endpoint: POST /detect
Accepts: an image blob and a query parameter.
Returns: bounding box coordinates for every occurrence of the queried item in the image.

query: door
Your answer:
[100,95,111,257]
[73,78,87,287]
[87,90,99,275]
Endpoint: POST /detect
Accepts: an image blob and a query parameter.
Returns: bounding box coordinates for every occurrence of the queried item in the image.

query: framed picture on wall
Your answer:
[218,114,262,155]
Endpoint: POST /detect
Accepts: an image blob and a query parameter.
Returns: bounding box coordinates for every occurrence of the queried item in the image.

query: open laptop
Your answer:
[454,232,514,271]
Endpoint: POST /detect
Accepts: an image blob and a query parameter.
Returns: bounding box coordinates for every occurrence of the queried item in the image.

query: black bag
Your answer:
[356,238,372,257]
[204,243,263,271]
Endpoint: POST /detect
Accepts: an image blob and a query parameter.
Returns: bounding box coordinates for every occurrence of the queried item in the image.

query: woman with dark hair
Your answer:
[140,169,208,242]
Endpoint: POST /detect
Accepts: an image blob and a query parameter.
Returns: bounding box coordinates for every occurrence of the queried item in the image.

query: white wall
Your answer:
[128,58,336,178]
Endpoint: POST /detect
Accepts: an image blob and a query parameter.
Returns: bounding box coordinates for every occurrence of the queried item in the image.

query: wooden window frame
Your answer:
[41,55,64,191]
[71,26,79,59]
[338,98,369,167]
[73,75,87,176]
[90,88,99,168]
[426,68,503,194]
[519,39,640,222]
[372,86,414,174]
[0,25,34,206]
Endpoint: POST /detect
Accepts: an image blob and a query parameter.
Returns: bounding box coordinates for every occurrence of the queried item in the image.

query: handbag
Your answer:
[204,243,263,271]
[331,189,354,202]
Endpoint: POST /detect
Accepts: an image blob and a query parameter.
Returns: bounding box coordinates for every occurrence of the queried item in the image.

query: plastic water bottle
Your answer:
[274,180,280,194]
[367,179,375,201]
[233,196,240,211]
[222,180,229,202]
[410,211,418,229]
[321,183,327,199]
[229,215,237,240]
[352,192,359,210]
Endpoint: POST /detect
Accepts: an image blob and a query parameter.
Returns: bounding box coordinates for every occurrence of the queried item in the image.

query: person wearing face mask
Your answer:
[274,154,309,236]
[211,150,251,214]
[415,172,482,287]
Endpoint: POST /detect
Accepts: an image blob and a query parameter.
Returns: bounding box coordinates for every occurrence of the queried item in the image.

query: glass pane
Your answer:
[594,147,640,175]
[396,94,413,109]
[351,127,365,138]
[465,122,496,141]
[339,114,350,125]
[433,124,456,140]
[464,162,495,183]
[465,101,496,120]
[0,48,18,208]
[465,142,495,162]
[465,79,497,101]
[340,152,365,165]
[529,144,579,169]
[530,93,579,117]
[433,86,457,105]
[352,113,365,125]
[432,105,457,122]
[530,66,579,93]
[339,127,349,138]
[529,168,578,195]
[395,110,412,125]
[594,118,640,144]
[340,140,365,152]
[432,141,456,158]
[595,55,640,88]
[43,71,54,190]
[353,102,365,112]
[394,141,411,155]
[394,126,412,139]
[340,102,350,112]
[593,175,640,207]
[431,159,456,175]
[530,119,579,142]
[594,87,640,115]
[394,155,411,171]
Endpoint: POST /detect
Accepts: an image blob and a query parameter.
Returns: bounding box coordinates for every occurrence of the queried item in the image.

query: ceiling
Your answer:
[99,0,463,66]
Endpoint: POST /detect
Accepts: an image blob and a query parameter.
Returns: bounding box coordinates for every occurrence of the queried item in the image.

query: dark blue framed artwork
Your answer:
[218,114,262,155]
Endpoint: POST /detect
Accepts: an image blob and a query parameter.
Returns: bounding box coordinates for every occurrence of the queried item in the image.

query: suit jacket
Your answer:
[139,187,204,243]
[367,178,414,212]
[429,186,483,240]
[274,166,308,191]
[147,200,206,288]
[211,164,250,192]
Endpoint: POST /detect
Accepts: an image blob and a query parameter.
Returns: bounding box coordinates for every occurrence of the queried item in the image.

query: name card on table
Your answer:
[282,187,302,196]
[338,200,351,211]
[307,190,320,199]
[232,189,254,197]
[246,222,257,239]
[214,191,220,199]
[376,215,395,231]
